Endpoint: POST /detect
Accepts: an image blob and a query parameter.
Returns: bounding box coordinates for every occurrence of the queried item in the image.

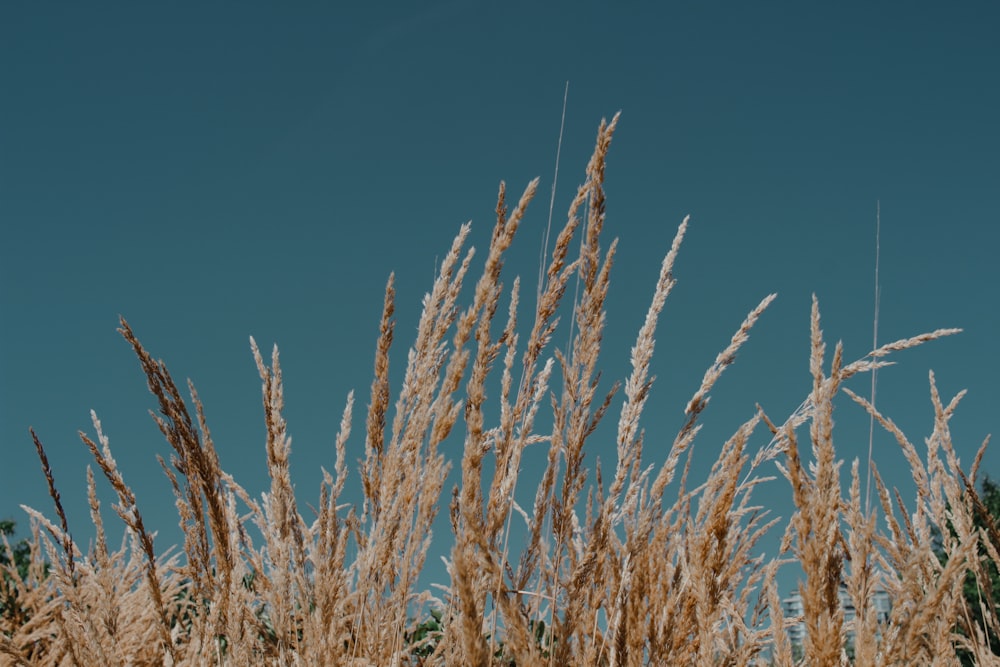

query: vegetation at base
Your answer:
[933,476,1000,666]
[1,519,33,626]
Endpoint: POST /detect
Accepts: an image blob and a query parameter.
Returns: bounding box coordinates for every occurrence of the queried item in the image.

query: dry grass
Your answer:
[1,116,992,666]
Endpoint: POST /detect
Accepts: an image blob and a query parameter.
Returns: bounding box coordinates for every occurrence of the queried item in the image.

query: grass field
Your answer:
[2,117,995,666]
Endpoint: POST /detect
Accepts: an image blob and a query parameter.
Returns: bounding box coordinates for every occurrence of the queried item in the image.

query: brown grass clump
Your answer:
[1,116,991,666]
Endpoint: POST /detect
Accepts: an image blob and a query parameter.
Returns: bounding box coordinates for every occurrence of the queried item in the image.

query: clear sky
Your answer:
[2,2,998,602]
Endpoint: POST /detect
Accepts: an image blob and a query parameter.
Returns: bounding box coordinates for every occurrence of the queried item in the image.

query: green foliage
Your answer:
[406,608,444,660]
[1,518,34,627]
[933,476,1000,666]
[0,519,31,581]
[961,476,1000,664]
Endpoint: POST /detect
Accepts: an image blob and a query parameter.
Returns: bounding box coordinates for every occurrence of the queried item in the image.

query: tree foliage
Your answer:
[934,475,1000,666]
[1,518,33,623]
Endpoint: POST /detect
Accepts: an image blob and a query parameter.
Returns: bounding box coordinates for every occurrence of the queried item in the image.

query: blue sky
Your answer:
[2,1,998,601]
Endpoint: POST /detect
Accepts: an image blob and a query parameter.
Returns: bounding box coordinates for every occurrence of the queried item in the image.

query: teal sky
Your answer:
[2,2,998,601]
